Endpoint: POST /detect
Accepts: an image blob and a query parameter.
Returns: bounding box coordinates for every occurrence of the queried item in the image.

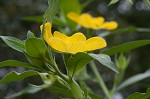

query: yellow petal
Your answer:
[53,31,68,41]
[67,12,80,23]
[40,22,53,41]
[86,37,107,51]
[101,21,118,30]
[79,13,92,28]
[69,41,86,54]
[47,37,67,52]
[69,32,86,43]
[91,17,104,29]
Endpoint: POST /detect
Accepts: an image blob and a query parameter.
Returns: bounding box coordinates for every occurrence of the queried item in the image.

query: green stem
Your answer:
[44,57,69,83]
[45,57,85,99]
[90,61,111,99]
[70,80,84,99]
[111,70,125,95]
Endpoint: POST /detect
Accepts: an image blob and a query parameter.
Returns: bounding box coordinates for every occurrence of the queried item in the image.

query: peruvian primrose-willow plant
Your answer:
[1,0,150,99]
[0,21,118,99]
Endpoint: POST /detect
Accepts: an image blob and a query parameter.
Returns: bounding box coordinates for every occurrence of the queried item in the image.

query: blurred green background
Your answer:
[0,0,150,99]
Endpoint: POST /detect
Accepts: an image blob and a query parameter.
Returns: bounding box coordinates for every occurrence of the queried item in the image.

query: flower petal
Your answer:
[53,31,68,41]
[67,12,80,23]
[79,13,92,28]
[40,22,53,40]
[47,37,67,52]
[69,41,86,54]
[101,21,118,30]
[86,37,107,51]
[69,32,86,43]
[91,17,104,29]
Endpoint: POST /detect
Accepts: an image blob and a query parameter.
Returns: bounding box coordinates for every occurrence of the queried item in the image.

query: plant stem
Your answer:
[44,57,69,83]
[45,57,85,99]
[90,61,111,99]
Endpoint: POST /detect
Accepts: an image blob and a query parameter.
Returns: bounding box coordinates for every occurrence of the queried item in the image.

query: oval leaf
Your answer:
[5,85,42,99]
[27,31,35,38]
[0,36,25,52]
[117,70,150,91]
[127,87,150,99]
[108,0,119,6]
[0,60,34,69]
[89,54,118,73]
[44,0,59,22]
[143,0,150,8]
[0,70,39,84]
[66,52,93,77]
[102,40,150,56]
[25,38,47,57]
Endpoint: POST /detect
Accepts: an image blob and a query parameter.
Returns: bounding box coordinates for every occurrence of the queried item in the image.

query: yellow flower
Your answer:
[67,12,118,30]
[40,22,107,54]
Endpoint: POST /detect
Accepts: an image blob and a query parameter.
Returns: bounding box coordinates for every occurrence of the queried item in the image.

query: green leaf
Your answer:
[0,60,34,69]
[7,85,72,99]
[89,93,103,99]
[109,26,137,35]
[89,54,118,73]
[26,55,46,69]
[143,0,150,8]
[108,0,119,6]
[126,0,133,4]
[22,16,65,27]
[0,36,25,52]
[27,31,35,38]
[0,70,39,84]
[66,52,93,77]
[47,86,72,97]
[44,0,59,22]
[99,27,150,37]
[81,0,94,10]
[5,85,42,99]
[102,40,150,56]
[22,16,42,22]
[110,26,150,35]
[25,38,47,58]
[127,87,150,99]
[59,0,81,28]
[117,70,150,91]
[74,67,91,80]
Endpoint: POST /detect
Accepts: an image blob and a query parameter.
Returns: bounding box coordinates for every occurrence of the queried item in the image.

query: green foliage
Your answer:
[66,52,93,77]
[108,0,119,6]
[44,0,59,22]
[126,0,133,4]
[102,40,150,56]
[89,93,102,99]
[25,38,47,58]
[117,70,150,91]
[89,54,118,73]
[22,16,65,27]
[66,53,118,78]
[5,85,42,99]
[0,70,39,84]
[143,0,150,8]
[0,60,34,69]
[99,27,150,37]
[22,16,42,23]
[115,54,131,70]
[127,87,150,99]
[26,55,46,70]
[27,31,35,38]
[0,36,25,52]
[108,0,150,9]
[59,0,81,29]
